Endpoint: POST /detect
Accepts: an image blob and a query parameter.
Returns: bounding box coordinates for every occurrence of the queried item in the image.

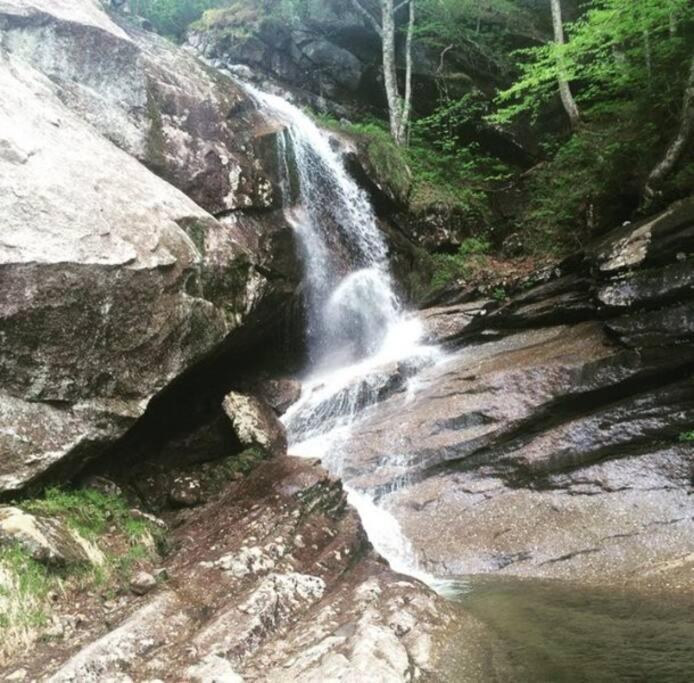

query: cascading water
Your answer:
[254,84,400,367]
[245,84,441,583]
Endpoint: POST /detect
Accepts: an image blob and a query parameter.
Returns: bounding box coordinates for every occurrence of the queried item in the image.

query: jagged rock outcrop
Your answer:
[338,197,694,586]
[4,458,459,681]
[185,0,541,115]
[0,0,301,493]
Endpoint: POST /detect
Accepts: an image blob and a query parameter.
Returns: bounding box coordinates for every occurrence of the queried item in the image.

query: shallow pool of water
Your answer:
[444,576,694,682]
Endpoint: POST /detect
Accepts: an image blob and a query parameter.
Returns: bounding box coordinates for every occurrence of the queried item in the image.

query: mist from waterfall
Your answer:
[246,84,440,585]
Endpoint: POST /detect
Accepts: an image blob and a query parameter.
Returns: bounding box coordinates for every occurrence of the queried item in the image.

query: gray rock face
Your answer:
[0,0,300,493]
[129,571,157,596]
[28,458,457,682]
[2,0,282,215]
[186,2,373,113]
[252,377,302,415]
[337,198,694,586]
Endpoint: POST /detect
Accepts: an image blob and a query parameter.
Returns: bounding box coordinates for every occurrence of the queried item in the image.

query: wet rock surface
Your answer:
[252,377,302,415]
[7,458,458,681]
[339,197,694,587]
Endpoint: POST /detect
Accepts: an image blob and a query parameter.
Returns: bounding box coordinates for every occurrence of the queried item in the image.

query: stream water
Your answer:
[245,83,440,581]
[245,84,694,681]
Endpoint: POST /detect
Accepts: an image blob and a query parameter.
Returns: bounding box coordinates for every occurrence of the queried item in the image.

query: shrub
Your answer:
[430,237,492,289]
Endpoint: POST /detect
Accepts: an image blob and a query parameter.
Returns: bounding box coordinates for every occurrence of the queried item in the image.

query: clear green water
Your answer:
[444,576,694,682]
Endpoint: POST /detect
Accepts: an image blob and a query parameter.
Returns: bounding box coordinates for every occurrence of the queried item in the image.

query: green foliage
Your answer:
[23,488,149,543]
[430,237,492,289]
[407,93,511,217]
[1,486,169,661]
[192,0,310,37]
[209,447,267,482]
[679,430,694,442]
[415,0,537,74]
[128,0,225,39]
[21,487,168,566]
[492,286,507,302]
[493,0,694,124]
[316,110,497,221]
[521,102,658,253]
[0,546,52,630]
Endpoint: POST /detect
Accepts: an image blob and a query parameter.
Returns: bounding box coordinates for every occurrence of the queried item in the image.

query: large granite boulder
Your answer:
[0,0,301,493]
[222,391,287,457]
[1,0,284,215]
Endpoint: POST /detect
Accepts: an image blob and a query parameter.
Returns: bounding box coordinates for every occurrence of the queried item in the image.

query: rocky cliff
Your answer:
[1,1,693,680]
[0,1,456,678]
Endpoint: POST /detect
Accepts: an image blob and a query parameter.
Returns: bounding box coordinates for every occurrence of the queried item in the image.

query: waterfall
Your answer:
[251,85,399,366]
[245,84,440,584]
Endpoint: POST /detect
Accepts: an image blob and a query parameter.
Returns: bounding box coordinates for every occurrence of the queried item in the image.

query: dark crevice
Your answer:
[539,547,601,566]
[17,295,307,497]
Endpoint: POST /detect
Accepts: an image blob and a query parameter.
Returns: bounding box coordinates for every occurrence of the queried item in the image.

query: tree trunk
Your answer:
[644,55,694,202]
[550,0,580,130]
[380,0,404,144]
[397,0,415,145]
[351,0,414,146]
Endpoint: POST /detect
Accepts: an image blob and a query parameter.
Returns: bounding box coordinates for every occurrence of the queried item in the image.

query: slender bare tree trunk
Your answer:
[350,0,414,146]
[380,0,403,143]
[397,0,415,144]
[644,55,694,202]
[550,0,580,130]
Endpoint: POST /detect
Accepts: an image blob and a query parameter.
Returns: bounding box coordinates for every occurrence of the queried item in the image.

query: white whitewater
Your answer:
[246,84,441,585]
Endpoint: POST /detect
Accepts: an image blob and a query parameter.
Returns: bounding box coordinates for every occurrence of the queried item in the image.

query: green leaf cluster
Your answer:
[127,0,226,39]
[493,0,694,124]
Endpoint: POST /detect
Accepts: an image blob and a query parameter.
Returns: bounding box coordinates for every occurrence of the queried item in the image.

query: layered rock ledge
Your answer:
[2,458,459,681]
[342,197,694,588]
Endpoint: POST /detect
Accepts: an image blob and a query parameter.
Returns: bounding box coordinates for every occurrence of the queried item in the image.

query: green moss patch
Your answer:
[1,487,169,665]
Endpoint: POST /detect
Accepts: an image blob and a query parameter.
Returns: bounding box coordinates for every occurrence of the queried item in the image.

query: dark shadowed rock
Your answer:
[169,476,204,508]
[253,378,302,415]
